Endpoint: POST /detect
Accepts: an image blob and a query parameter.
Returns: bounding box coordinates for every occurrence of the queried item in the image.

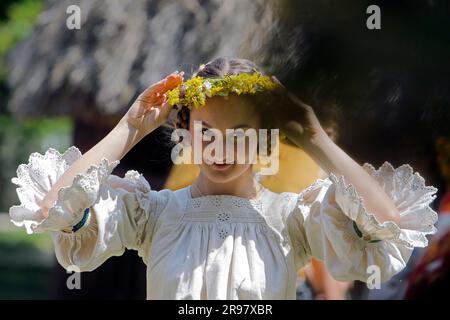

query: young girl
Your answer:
[9,57,438,299]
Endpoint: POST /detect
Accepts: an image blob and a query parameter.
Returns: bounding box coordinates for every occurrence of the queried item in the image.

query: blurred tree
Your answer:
[0,0,43,112]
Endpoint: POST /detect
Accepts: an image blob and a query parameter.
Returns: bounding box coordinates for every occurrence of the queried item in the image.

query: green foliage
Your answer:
[0,116,73,212]
[0,0,43,54]
[0,0,43,82]
[0,228,52,299]
[0,229,52,255]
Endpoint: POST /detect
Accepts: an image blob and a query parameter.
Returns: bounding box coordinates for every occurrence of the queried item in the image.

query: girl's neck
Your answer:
[192,168,262,199]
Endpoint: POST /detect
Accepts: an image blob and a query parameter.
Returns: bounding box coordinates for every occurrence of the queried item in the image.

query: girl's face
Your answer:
[189,95,261,184]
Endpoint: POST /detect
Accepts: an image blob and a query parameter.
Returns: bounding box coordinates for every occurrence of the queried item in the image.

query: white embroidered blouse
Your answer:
[9,146,438,299]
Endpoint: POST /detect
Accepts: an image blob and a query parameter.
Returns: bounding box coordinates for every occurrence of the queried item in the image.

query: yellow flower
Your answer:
[167,87,180,105]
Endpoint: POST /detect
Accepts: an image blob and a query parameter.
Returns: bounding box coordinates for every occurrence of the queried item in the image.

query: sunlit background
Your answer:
[0,0,449,299]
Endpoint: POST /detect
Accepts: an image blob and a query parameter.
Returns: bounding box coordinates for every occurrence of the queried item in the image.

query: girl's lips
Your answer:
[211,162,232,171]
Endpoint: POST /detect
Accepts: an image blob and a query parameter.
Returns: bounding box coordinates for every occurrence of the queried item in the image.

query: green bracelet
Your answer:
[72,208,90,233]
[352,221,381,243]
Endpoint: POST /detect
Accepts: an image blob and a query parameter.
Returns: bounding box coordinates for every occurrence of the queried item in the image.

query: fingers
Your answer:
[284,120,305,137]
[271,75,285,89]
[138,71,184,106]
[145,96,172,127]
[163,71,184,90]
[266,75,314,132]
[269,75,311,110]
[270,76,289,96]
[160,96,173,118]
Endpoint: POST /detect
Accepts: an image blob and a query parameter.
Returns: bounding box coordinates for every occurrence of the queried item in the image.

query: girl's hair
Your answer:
[172,57,275,155]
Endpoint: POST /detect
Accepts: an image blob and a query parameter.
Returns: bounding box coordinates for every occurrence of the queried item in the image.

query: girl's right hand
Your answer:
[122,71,184,136]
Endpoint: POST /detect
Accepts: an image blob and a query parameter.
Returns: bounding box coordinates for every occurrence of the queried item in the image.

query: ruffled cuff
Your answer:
[328,161,438,250]
[9,146,119,234]
[123,170,154,213]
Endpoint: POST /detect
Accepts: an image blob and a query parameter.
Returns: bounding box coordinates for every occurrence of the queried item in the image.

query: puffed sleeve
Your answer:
[9,146,166,271]
[286,162,438,283]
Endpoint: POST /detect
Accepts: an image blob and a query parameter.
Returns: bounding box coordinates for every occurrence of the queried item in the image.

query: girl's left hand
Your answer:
[269,76,327,148]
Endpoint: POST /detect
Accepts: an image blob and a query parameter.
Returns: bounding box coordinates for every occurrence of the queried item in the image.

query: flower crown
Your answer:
[166,72,279,109]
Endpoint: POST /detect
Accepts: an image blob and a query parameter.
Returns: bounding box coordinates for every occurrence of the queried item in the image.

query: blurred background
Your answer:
[0,0,449,299]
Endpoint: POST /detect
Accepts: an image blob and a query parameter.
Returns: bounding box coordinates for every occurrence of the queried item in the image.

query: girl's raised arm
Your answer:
[271,84,400,224]
[40,71,183,217]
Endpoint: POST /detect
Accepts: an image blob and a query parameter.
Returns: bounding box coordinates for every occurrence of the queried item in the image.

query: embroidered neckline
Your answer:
[185,185,269,213]
[187,185,268,202]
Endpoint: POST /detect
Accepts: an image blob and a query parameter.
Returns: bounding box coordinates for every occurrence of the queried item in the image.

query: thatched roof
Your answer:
[8,0,450,145]
[7,0,275,121]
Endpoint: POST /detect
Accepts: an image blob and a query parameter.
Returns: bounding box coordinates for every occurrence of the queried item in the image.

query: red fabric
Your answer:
[438,190,450,215]
[405,229,450,299]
